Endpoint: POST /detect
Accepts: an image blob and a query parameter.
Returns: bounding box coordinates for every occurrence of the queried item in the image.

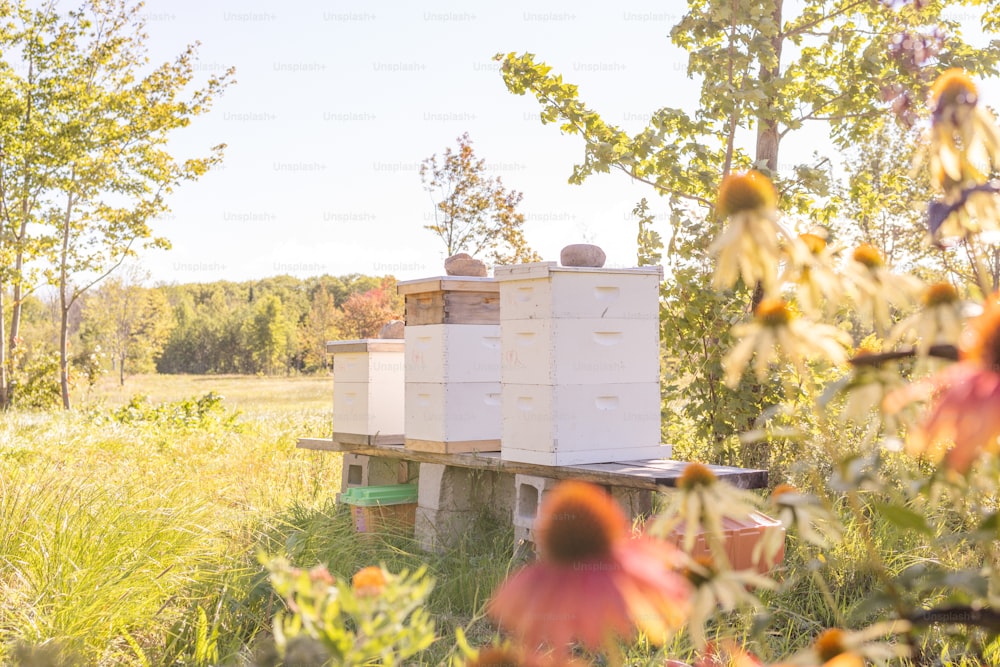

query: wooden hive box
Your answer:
[328,339,405,445]
[397,276,502,454]
[397,276,500,326]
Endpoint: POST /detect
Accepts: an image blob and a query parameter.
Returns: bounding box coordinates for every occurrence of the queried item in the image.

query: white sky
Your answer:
[118,0,992,284]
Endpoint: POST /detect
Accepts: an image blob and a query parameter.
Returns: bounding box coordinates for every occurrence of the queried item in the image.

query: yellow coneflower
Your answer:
[653,464,768,569]
[679,555,775,649]
[925,69,1000,241]
[487,481,691,660]
[772,622,911,666]
[841,244,923,336]
[710,170,785,296]
[889,281,963,361]
[722,299,851,387]
[780,231,845,316]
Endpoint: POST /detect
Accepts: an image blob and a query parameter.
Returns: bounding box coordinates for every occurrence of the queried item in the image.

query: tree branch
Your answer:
[848,344,959,367]
[907,606,1000,631]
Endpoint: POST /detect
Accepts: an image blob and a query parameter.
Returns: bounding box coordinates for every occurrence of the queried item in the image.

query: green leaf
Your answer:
[873,501,932,535]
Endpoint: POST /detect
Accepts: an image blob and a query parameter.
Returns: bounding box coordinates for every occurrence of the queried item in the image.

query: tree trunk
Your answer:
[0,284,8,408]
[119,353,126,386]
[60,297,71,409]
[59,186,75,410]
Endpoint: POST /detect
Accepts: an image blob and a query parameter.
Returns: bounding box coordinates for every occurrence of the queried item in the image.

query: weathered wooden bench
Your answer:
[297,436,768,553]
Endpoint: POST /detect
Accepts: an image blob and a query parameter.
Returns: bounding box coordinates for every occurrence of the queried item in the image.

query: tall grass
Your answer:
[0,377,342,664]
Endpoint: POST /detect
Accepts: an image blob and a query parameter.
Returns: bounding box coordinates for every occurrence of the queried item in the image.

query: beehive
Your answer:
[495,262,667,465]
[397,276,501,454]
[327,339,405,443]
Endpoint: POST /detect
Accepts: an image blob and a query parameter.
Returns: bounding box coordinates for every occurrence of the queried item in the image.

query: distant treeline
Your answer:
[151,274,403,375]
[14,273,404,404]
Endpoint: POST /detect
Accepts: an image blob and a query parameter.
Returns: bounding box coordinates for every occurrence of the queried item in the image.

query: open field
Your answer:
[78,373,335,416]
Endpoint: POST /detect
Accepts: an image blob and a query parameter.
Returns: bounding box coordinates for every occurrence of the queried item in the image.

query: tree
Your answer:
[245,294,295,375]
[336,278,403,340]
[420,132,540,266]
[0,0,231,408]
[300,284,339,372]
[495,0,999,451]
[80,269,174,385]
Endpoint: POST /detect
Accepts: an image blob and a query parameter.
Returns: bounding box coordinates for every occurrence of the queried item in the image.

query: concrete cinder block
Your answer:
[513,474,560,530]
[414,463,516,552]
[339,454,408,498]
[611,487,654,521]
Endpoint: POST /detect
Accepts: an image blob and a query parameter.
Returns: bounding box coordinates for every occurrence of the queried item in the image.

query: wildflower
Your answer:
[889,282,964,360]
[928,69,1000,191]
[652,464,770,569]
[691,641,764,667]
[722,299,851,387]
[841,244,923,336]
[487,481,691,658]
[925,69,1000,241]
[774,623,911,666]
[779,232,845,317]
[839,347,907,436]
[757,485,840,564]
[886,294,1000,472]
[465,645,589,667]
[352,566,387,596]
[710,170,785,296]
[681,556,775,649]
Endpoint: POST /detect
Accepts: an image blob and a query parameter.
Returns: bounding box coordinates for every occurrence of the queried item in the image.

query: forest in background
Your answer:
[14,272,404,407]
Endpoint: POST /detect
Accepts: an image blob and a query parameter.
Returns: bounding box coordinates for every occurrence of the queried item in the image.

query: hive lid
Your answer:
[341,483,418,507]
[396,276,499,296]
[493,261,663,280]
[325,339,405,354]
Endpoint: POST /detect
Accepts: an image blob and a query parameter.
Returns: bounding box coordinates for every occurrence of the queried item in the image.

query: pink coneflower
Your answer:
[487,481,692,659]
[886,294,1000,472]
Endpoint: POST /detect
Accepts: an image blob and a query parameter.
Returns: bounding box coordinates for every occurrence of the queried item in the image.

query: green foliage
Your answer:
[9,352,64,410]
[104,392,240,431]
[257,560,435,666]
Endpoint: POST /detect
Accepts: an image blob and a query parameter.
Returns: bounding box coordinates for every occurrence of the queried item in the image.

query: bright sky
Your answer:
[129,0,990,285]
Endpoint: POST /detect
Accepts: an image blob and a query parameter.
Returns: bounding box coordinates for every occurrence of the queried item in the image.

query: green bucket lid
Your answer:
[341,483,418,507]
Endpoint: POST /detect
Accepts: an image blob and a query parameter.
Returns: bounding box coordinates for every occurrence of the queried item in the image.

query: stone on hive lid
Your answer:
[560,243,606,268]
[378,320,405,339]
[444,252,488,277]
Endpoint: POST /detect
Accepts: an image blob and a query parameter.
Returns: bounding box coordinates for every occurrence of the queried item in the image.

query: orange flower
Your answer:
[487,481,691,658]
[351,566,386,596]
[887,294,1000,472]
[691,640,764,666]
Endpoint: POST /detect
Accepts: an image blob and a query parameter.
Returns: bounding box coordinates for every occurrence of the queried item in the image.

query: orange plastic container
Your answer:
[667,511,785,573]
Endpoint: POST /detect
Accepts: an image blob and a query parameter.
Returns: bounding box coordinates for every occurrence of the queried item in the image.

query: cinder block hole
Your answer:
[347,464,363,485]
[517,484,539,520]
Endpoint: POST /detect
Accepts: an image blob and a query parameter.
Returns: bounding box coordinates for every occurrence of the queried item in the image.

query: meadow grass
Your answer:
[0,373,986,665]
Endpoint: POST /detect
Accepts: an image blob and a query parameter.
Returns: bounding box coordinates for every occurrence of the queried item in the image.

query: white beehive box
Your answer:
[501,382,667,465]
[405,382,501,452]
[405,324,501,383]
[501,318,658,385]
[495,262,662,320]
[328,340,405,442]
